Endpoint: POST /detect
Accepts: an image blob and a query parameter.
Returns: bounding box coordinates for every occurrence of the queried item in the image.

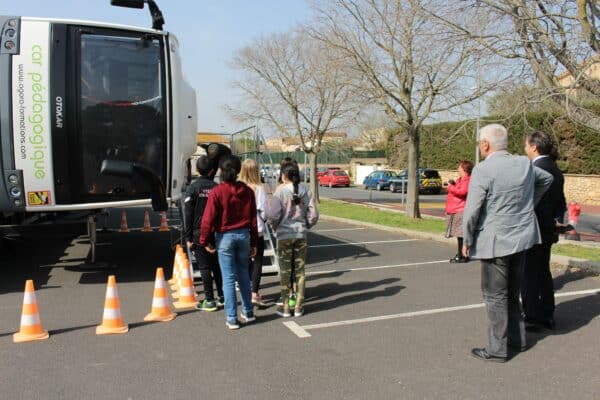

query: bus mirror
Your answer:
[100,159,134,177]
[101,160,168,212]
[110,0,144,9]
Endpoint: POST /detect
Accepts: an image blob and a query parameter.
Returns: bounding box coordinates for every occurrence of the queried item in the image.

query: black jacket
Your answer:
[183,176,217,244]
[534,156,567,244]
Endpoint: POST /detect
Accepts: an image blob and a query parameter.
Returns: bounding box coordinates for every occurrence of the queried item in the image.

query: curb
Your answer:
[320,214,600,273]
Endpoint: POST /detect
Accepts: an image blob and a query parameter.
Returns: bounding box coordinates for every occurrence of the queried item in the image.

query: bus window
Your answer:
[78,34,165,200]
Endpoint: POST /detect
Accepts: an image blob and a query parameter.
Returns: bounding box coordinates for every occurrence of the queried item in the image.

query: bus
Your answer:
[0,0,197,228]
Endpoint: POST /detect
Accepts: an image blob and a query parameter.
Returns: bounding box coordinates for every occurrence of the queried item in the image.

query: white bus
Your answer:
[0,0,197,227]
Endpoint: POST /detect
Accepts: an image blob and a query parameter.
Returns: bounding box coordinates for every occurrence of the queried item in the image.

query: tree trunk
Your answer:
[405,126,421,218]
[308,152,319,202]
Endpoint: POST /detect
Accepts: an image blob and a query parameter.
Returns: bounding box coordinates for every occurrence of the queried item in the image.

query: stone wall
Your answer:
[437,169,600,206]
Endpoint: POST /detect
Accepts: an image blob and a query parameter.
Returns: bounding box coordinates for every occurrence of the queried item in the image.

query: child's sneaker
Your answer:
[217,297,225,307]
[276,306,291,318]
[275,297,283,306]
[226,319,240,330]
[294,306,304,317]
[196,299,218,312]
[240,311,256,323]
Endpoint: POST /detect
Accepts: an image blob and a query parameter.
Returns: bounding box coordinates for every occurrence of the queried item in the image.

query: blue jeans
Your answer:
[216,229,253,323]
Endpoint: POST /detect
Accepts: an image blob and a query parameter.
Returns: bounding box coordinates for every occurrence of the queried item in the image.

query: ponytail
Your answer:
[282,164,301,205]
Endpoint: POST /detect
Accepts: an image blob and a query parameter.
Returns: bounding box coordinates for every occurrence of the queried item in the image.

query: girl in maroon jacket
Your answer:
[200,155,258,330]
[445,160,473,263]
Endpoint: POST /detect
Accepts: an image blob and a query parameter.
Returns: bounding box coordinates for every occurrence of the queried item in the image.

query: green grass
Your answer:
[553,244,600,262]
[319,199,600,262]
[318,199,446,233]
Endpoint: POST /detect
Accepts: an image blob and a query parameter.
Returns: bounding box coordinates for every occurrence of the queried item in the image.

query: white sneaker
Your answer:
[240,312,256,323]
[226,320,240,330]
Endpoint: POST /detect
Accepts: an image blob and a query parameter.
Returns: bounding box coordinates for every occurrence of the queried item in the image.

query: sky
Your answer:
[4,0,312,134]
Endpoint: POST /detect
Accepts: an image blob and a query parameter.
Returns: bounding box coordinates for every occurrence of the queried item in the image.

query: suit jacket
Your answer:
[463,151,553,259]
[533,156,567,244]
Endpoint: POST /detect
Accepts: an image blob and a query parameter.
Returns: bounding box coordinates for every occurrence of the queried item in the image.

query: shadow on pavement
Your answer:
[526,293,600,347]
[49,324,98,336]
[0,224,86,294]
[306,231,380,265]
[553,268,599,291]
[306,277,404,313]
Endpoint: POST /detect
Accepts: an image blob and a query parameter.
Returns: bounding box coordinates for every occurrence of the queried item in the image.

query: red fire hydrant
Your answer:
[565,201,581,241]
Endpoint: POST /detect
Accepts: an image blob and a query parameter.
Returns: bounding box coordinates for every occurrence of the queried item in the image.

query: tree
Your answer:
[228,29,359,199]
[431,0,600,133]
[311,0,499,217]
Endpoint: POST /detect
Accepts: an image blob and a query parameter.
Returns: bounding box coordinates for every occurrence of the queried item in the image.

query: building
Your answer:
[555,57,600,96]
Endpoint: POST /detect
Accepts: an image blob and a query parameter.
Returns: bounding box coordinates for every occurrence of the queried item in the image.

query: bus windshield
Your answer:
[79,34,165,198]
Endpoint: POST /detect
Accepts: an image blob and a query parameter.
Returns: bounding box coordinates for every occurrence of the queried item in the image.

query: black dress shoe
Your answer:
[470,348,506,363]
[450,255,468,263]
[449,255,462,263]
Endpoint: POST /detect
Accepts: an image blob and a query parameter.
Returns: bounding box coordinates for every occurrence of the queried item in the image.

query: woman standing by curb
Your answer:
[445,160,473,263]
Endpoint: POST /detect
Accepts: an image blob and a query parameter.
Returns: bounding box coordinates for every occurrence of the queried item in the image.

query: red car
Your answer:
[318,169,350,187]
[316,166,340,178]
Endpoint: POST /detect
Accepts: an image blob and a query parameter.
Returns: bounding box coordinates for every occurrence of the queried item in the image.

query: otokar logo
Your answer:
[55,96,63,128]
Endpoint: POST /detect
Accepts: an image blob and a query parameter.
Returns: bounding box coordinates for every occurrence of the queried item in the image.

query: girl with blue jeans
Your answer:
[199,155,258,330]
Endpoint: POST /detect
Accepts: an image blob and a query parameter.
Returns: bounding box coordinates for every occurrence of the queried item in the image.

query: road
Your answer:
[1,207,599,399]
[317,185,600,241]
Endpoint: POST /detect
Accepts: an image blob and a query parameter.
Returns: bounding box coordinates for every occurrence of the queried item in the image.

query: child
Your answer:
[200,155,258,330]
[183,155,223,311]
[267,163,318,317]
[239,159,268,307]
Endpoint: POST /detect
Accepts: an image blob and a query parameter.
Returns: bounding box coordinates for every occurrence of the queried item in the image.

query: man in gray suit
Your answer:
[462,124,553,363]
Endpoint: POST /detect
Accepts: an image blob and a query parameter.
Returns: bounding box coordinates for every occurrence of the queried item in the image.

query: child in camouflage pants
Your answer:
[277,238,307,314]
[267,163,318,317]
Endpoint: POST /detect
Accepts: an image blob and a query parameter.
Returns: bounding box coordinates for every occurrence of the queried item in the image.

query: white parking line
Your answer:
[311,228,366,233]
[284,288,600,338]
[307,260,449,275]
[309,239,418,248]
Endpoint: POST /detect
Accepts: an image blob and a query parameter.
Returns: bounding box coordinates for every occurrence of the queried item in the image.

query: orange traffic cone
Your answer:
[144,268,176,322]
[96,275,129,335]
[142,210,153,232]
[170,251,183,291]
[159,211,170,232]
[119,210,129,233]
[167,246,182,285]
[13,280,49,343]
[173,258,198,309]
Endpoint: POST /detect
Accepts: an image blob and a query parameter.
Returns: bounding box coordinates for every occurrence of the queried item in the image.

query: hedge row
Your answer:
[386,112,600,175]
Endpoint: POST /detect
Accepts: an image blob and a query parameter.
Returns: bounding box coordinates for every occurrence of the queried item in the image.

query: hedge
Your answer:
[386,112,600,174]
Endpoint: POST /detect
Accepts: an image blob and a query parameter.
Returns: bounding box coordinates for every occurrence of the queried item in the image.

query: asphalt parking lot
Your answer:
[1,210,599,399]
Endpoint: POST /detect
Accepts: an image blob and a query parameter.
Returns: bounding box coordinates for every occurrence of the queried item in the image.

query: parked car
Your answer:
[318,169,350,187]
[317,166,340,178]
[388,168,442,194]
[362,170,398,191]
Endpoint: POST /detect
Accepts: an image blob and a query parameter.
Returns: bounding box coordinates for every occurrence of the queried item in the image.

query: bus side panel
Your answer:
[11,20,55,208]
[168,34,196,201]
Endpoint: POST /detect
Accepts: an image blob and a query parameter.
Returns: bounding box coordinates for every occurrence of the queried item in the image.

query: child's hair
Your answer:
[219,155,241,183]
[239,159,261,189]
[195,155,212,176]
[281,163,301,205]
[278,157,297,184]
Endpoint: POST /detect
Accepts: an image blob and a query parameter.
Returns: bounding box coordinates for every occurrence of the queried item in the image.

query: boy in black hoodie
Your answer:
[184,155,223,311]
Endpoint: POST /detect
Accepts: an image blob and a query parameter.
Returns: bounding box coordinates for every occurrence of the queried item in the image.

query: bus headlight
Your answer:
[8,174,19,184]
[10,186,21,198]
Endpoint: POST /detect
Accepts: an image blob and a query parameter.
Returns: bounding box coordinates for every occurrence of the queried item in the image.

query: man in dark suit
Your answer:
[522,131,567,331]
